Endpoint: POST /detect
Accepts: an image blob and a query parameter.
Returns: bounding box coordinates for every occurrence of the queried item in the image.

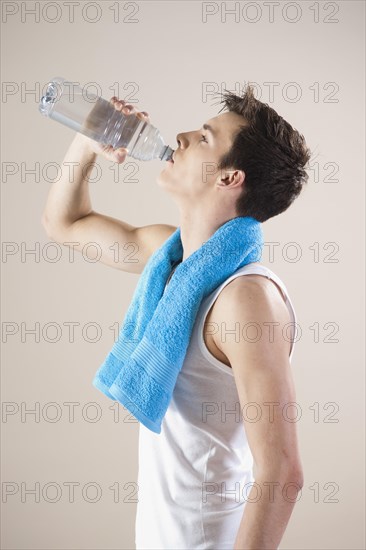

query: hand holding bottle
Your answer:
[75,97,152,164]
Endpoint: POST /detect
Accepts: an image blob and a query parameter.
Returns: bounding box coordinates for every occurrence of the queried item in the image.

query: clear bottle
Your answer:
[39,76,174,162]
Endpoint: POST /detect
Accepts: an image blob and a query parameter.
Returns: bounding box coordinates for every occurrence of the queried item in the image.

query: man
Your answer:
[42,84,310,549]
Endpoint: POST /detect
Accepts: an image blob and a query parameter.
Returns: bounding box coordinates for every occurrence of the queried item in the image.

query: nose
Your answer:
[176,132,188,149]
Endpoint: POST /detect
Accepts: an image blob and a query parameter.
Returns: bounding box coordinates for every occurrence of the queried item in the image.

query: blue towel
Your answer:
[92,216,264,433]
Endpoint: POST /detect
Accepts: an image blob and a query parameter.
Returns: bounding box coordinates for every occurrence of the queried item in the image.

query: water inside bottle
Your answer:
[40,94,87,134]
[80,97,142,148]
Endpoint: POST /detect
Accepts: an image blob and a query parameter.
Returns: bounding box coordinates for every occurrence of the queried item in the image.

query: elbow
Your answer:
[256,461,304,490]
[285,468,304,490]
[285,459,304,488]
[284,463,304,489]
[41,213,48,229]
[41,213,52,238]
[41,214,59,241]
[41,212,49,231]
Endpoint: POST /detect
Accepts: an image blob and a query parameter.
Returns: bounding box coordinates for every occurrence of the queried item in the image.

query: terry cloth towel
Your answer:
[92,216,264,434]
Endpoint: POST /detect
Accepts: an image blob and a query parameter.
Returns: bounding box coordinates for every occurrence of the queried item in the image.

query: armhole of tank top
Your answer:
[245,267,297,361]
[197,265,297,371]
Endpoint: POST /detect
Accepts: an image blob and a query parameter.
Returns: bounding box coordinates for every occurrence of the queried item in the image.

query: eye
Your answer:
[200,134,208,142]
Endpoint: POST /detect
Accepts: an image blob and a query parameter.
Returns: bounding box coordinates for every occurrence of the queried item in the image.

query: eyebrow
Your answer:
[202,123,217,137]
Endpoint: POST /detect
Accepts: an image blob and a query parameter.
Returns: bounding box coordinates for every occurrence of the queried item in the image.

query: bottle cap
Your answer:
[39,76,65,116]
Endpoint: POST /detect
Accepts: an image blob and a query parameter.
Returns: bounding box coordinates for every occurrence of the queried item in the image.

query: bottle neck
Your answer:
[160,145,174,161]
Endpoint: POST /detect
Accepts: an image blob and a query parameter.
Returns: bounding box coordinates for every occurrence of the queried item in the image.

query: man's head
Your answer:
[158,84,311,223]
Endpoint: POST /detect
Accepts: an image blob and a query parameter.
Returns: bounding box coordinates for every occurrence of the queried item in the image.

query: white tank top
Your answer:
[135,263,297,550]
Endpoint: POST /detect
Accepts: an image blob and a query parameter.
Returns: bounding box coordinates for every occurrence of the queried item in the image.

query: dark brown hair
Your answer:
[215,85,312,223]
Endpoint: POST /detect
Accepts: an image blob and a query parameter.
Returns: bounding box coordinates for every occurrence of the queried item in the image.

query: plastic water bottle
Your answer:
[39,76,174,162]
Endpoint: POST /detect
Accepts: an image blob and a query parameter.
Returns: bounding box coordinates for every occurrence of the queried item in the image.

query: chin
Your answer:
[157,169,175,188]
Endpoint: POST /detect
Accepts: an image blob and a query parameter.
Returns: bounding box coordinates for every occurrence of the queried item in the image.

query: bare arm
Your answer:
[41,132,97,230]
[214,276,304,549]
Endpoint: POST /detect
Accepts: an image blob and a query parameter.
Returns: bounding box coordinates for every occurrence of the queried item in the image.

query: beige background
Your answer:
[1,1,365,548]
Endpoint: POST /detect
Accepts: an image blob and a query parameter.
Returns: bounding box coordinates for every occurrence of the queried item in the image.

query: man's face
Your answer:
[157,111,247,199]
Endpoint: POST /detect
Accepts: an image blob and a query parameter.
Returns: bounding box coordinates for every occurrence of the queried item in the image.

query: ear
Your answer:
[217,169,245,188]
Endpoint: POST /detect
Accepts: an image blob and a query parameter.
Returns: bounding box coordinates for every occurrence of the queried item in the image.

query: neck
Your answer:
[178,205,238,263]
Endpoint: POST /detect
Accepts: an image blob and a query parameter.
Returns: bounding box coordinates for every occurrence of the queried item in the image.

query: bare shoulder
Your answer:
[210,273,292,353]
[134,223,178,260]
[216,272,289,311]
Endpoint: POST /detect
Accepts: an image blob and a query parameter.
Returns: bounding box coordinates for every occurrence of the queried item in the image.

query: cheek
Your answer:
[199,155,222,185]
[162,151,219,185]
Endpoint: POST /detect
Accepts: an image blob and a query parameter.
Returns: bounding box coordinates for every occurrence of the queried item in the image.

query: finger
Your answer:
[115,148,128,163]
[122,103,138,115]
[111,97,122,106]
[113,99,127,111]
[136,110,150,122]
